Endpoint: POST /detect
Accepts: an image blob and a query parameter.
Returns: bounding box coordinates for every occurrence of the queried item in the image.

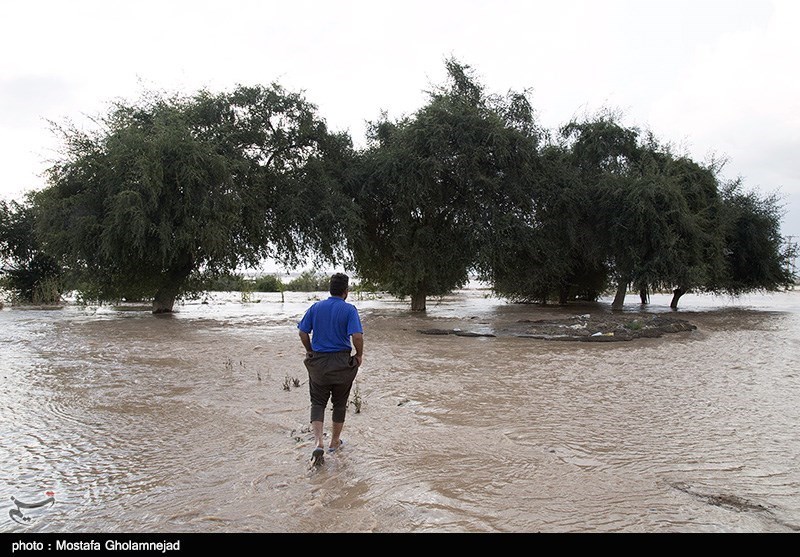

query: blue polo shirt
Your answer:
[298,296,363,353]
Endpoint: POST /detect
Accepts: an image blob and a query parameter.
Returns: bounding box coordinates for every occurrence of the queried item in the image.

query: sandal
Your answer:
[328,439,345,453]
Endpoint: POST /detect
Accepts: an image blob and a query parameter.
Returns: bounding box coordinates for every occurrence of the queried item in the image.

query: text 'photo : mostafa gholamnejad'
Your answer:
[10,538,182,552]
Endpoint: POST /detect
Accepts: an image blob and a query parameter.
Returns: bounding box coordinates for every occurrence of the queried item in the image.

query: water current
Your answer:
[2,289,798,532]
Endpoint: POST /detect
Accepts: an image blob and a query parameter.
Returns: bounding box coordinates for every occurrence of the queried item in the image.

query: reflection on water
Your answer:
[1,289,799,532]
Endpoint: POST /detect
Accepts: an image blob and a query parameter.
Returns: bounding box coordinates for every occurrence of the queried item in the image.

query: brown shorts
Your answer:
[304,351,359,423]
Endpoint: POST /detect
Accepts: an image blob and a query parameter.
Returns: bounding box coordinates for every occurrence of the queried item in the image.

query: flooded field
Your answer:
[2,288,799,532]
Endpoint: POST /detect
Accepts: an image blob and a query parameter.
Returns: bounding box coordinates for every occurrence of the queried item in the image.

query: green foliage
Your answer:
[204,272,246,291]
[349,277,386,301]
[587,132,789,307]
[34,84,349,312]
[5,255,63,304]
[240,279,256,303]
[645,152,727,294]
[286,270,329,292]
[486,109,790,309]
[562,114,640,175]
[624,320,643,331]
[200,271,284,293]
[0,199,63,304]
[488,143,608,304]
[350,380,363,413]
[253,274,284,292]
[13,62,791,313]
[347,58,540,310]
[716,180,794,294]
[1,199,35,262]
[350,278,385,293]
[551,115,730,308]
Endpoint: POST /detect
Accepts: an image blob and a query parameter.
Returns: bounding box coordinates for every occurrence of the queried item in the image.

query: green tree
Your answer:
[253,274,284,292]
[347,59,539,311]
[714,180,795,296]
[286,269,329,292]
[563,115,790,310]
[35,85,348,312]
[487,143,608,305]
[635,149,727,309]
[203,272,246,291]
[0,198,63,304]
[595,166,698,309]
[560,116,730,310]
[560,115,645,310]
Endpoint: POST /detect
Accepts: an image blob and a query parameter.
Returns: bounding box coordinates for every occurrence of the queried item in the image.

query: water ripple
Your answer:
[1,291,799,531]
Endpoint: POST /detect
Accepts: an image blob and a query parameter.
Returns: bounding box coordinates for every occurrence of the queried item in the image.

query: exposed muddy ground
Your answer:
[419,312,697,341]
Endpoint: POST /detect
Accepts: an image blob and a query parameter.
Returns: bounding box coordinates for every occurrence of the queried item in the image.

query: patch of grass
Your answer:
[282,374,300,391]
[241,281,253,303]
[350,381,362,414]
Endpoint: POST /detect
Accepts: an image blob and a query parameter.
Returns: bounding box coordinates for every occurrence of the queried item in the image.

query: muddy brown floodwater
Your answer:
[1,289,799,532]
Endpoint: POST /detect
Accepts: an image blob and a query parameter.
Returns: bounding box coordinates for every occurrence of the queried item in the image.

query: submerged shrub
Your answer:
[254,274,284,292]
[286,270,329,292]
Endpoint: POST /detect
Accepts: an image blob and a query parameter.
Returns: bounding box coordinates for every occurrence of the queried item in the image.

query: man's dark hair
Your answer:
[330,273,349,296]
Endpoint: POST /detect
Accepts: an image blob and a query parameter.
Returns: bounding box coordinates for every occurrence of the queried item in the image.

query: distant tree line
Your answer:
[204,270,329,293]
[0,59,795,312]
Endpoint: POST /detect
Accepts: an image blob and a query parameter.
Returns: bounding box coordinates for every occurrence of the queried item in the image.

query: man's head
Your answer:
[329,273,349,297]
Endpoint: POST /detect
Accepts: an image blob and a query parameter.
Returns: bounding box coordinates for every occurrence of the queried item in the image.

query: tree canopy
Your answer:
[345,59,540,311]
[487,110,793,310]
[35,85,349,312]
[2,60,792,314]
[715,180,795,296]
[0,198,62,304]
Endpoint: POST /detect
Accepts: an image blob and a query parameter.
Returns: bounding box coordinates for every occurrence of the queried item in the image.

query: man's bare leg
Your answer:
[330,421,344,451]
[310,420,325,465]
[312,420,324,449]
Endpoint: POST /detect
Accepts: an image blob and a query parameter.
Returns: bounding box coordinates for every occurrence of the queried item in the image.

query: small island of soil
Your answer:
[420,313,697,342]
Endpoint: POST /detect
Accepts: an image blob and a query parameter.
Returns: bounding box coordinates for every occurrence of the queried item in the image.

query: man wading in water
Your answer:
[298,273,364,466]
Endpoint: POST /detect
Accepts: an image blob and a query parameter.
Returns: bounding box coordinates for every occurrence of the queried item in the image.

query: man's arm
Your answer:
[352,333,363,366]
[299,331,312,354]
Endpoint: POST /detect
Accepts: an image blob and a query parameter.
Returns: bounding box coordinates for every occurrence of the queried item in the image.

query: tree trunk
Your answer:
[411,292,426,312]
[152,287,177,314]
[639,286,650,305]
[612,279,628,311]
[558,286,569,306]
[152,254,193,314]
[670,288,685,311]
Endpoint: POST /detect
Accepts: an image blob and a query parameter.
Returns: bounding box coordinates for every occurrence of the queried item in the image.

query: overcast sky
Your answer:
[2,0,798,239]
